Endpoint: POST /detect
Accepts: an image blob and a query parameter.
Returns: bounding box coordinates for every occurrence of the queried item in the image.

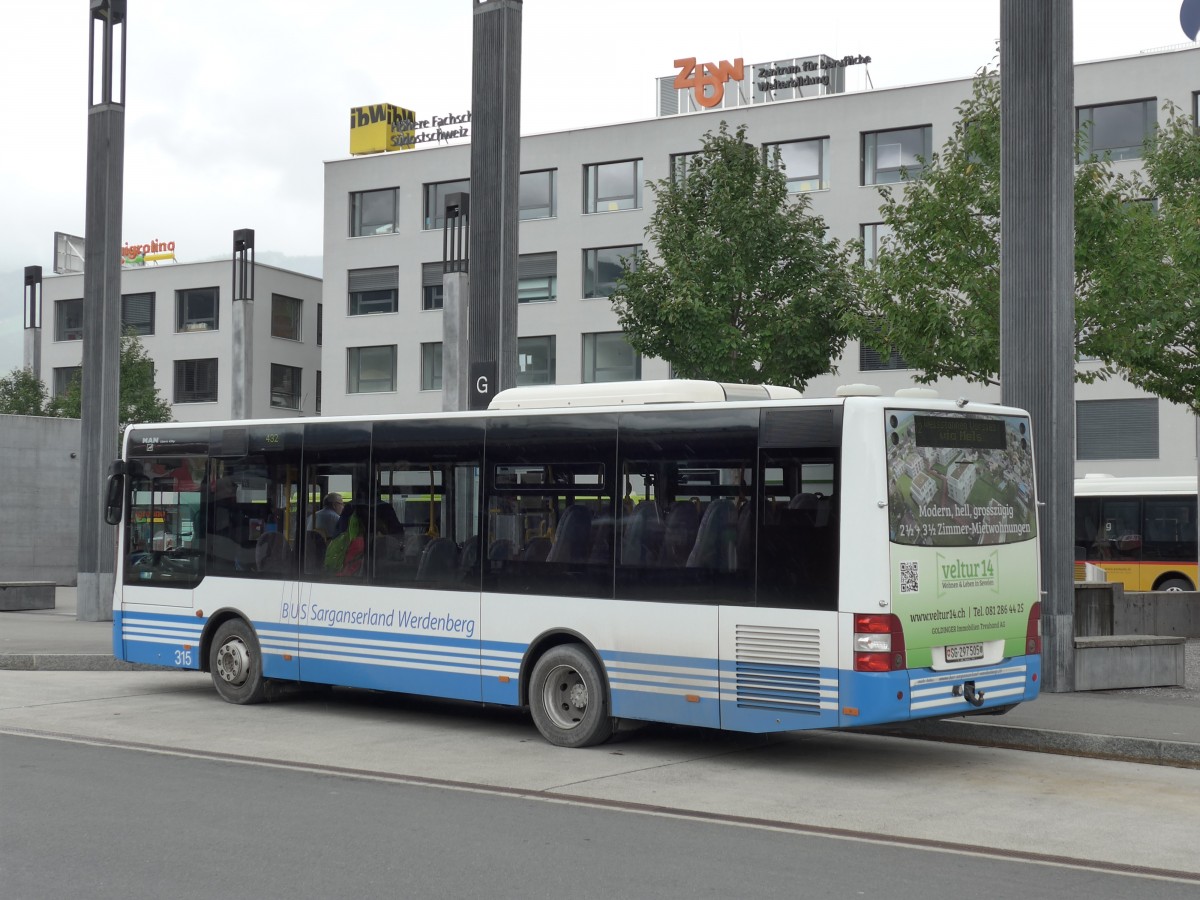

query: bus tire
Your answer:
[529,644,614,748]
[1156,577,1192,592]
[210,619,268,705]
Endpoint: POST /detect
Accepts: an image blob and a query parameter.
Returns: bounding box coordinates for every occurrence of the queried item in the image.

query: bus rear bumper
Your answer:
[838,655,1041,728]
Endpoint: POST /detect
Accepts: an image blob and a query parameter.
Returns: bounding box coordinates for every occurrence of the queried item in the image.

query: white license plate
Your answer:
[945,642,984,663]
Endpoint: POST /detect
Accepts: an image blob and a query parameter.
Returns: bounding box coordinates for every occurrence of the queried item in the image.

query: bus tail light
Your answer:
[854,613,906,672]
[1026,602,1042,655]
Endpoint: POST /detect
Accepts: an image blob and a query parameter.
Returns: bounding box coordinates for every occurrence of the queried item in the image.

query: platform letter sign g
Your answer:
[469,361,498,411]
[673,57,745,109]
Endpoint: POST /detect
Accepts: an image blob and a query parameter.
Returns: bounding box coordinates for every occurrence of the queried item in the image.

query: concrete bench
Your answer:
[0,582,56,611]
[1074,634,1186,691]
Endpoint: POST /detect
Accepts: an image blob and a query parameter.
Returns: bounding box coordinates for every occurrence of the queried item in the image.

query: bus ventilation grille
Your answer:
[734,624,824,715]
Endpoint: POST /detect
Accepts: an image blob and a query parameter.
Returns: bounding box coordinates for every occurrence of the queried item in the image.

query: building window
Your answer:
[1077,99,1156,162]
[1077,398,1158,460]
[121,292,154,336]
[267,364,300,410]
[52,366,80,398]
[317,303,323,346]
[348,345,396,394]
[670,151,699,184]
[519,252,557,303]
[861,222,895,269]
[315,370,322,414]
[766,137,830,192]
[271,294,302,341]
[859,341,909,372]
[350,187,399,236]
[519,169,557,220]
[54,298,83,341]
[422,262,445,310]
[174,358,218,403]
[420,342,443,391]
[348,266,399,315]
[517,336,556,386]
[584,159,643,213]
[176,287,219,332]
[270,363,301,409]
[862,125,932,185]
[582,332,641,383]
[424,178,469,230]
[583,245,640,299]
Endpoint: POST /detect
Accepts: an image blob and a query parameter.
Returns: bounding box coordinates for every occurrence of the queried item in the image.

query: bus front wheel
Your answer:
[529,644,614,748]
[210,619,268,705]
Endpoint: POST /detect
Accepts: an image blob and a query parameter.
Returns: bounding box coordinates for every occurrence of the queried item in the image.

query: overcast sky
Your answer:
[0,0,1194,375]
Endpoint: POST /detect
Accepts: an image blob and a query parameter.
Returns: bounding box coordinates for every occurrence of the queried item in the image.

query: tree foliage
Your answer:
[49,331,173,428]
[1086,105,1200,413]
[611,121,856,390]
[0,367,49,416]
[854,68,1158,388]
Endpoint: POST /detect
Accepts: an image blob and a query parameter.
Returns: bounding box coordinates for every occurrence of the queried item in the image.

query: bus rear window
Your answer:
[886,410,1036,547]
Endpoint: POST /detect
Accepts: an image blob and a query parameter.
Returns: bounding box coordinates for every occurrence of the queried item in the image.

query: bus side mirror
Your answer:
[104,460,127,526]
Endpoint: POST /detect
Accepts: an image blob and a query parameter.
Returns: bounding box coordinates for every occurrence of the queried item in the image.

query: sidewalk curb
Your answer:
[0,654,168,673]
[872,719,1200,769]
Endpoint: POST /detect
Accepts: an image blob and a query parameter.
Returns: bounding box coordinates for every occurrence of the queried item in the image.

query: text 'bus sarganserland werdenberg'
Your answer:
[106,380,1042,748]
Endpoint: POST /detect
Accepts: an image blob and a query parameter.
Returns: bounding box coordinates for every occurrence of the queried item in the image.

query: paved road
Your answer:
[3,732,1199,900]
[1,670,1198,885]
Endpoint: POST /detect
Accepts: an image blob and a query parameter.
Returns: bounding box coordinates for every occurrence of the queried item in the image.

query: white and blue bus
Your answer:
[107,381,1042,747]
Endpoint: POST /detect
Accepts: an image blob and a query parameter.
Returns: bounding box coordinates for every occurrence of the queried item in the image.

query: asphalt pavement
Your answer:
[3,587,1198,768]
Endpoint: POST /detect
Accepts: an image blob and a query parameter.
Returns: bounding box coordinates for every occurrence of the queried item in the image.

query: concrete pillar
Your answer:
[467,0,521,410]
[77,0,127,622]
[443,272,470,412]
[1000,0,1075,690]
[231,229,255,420]
[23,266,42,379]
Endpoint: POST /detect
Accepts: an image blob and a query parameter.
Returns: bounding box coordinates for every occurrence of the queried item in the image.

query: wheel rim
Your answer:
[541,663,588,730]
[215,637,251,687]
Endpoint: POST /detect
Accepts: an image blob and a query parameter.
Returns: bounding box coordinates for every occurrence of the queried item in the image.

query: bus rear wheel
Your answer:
[210,619,268,705]
[1156,577,1193,592]
[529,644,614,748]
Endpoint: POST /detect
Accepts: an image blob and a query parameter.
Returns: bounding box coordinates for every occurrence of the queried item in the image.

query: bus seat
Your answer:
[687,498,737,571]
[621,502,663,567]
[303,530,327,575]
[488,539,514,561]
[458,535,480,580]
[735,501,755,571]
[416,537,458,582]
[521,536,552,562]
[547,505,593,564]
[255,531,290,574]
[659,502,699,567]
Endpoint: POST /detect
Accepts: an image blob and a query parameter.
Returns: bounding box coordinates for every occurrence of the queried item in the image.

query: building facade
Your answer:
[321,46,1200,477]
[36,259,323,421]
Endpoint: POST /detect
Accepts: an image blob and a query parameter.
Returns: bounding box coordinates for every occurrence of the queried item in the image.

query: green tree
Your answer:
[854,67,1144,387]
[611,121,856,390]
[0,367,49,416]
[1085,105,1200,412]
[48,330,173,427]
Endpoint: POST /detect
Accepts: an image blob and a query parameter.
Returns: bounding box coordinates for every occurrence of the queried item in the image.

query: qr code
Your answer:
[899,561,919,593]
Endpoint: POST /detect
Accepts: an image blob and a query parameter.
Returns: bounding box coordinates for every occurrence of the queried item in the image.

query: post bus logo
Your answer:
[673,57,745,109]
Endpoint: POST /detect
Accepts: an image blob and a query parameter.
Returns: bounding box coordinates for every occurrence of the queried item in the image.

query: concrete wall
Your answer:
[1074,582,1200,638]
[0,415,82,585]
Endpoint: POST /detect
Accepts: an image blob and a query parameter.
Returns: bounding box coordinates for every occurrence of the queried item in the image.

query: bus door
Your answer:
[205,424,304,681]
[118,435,209,668]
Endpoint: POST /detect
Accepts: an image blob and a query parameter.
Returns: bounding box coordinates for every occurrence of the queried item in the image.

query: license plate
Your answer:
[945,642,984,663]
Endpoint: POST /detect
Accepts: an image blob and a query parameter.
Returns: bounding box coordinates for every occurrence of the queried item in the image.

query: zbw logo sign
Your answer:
[673,57,745,109]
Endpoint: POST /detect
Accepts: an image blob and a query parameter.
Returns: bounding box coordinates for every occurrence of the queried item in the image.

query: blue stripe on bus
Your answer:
[115,610,205,670]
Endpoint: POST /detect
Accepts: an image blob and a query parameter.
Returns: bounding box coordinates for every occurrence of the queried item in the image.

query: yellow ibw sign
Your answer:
[350,103,417,155]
